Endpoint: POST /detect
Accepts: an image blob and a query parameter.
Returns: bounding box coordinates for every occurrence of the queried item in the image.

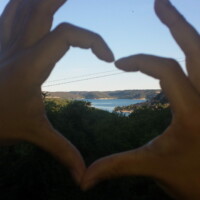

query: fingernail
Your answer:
[115,59,125,69]
[105,51,115,63]
[81,179,97,191]
[71,169,82,185]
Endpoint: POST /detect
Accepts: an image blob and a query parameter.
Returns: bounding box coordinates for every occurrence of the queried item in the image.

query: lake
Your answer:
[82,99,146,112]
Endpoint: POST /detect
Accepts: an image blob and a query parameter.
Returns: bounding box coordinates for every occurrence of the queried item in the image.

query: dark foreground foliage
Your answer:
[0,99,172,200]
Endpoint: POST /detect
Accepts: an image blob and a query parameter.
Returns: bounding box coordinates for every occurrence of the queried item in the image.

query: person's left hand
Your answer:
[0,0,114,184]
[81,0,200,199]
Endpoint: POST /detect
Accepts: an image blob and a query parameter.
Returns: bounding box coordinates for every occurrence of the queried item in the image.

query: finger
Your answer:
[0,0,23,49]
[17,0,67,48]
[29,23,114,83]
[115,55,200,115]
[155,0,200,86]
[2,0,33,50]
[81,147,157,190]
[155,0,200,56]
[27,122,86,184]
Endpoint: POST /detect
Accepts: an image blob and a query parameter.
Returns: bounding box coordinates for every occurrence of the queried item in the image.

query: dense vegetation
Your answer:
[0,98,172,200]
[48,89,160,100]
[115,92,169,112]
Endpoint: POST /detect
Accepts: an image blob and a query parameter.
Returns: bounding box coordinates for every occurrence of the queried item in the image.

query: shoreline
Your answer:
[83,98,146,100]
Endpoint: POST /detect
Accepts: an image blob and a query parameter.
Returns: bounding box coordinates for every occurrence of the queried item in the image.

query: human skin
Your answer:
[0,0,114,184]
[82,0,200,199]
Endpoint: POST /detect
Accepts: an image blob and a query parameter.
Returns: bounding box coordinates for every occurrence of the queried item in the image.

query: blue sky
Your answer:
[0,0,200,91]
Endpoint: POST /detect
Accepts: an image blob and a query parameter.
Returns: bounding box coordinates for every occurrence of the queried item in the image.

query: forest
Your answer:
[0,98,173,200]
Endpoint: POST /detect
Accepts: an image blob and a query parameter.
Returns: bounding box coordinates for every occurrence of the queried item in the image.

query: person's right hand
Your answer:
[0,0,114,184]
[82,0,200,199]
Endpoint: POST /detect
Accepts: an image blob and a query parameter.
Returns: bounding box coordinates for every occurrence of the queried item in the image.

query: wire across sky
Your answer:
[43,58,185,88]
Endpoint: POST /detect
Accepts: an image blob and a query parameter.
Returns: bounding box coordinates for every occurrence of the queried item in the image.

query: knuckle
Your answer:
[135,54,146,59]
[178,108,200,131]
[165,59,181,74]
[56,23,71,34]
[186,43,200,58]
[167,58,179,66]
[32,0,53,16]
[169,15,184,29]
[92,33,103,42]
[57,23,72,32]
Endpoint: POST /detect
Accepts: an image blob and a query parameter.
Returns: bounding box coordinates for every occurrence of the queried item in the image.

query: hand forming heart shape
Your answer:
[0,0,114,184]
[1,0,200,199]
[81,1,200,199]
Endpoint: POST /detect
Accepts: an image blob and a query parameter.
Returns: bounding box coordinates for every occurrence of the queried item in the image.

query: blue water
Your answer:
[83,99,146,112]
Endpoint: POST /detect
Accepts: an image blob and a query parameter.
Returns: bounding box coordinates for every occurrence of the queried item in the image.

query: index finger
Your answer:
[115,54,200,116]
[26,122,86,184]
[81,148,157,190]
[27,23,115,84]
[0,0,23,48]
[155,0,200,57]
[17,0,67,48]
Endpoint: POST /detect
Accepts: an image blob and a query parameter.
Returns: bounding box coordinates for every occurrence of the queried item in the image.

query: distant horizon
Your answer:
[44,89,161,92]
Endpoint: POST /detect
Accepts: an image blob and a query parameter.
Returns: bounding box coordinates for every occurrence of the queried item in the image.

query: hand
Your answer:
[82,0,200,199]
[0,0,114,184]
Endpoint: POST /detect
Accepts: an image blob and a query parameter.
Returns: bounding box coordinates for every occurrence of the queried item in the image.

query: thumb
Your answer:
[26,120,86,184]
[81,146,158,190]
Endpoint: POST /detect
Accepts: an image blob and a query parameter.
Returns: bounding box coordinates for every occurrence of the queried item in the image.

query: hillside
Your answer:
[114,92,169,112]
[47,90,161,100]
